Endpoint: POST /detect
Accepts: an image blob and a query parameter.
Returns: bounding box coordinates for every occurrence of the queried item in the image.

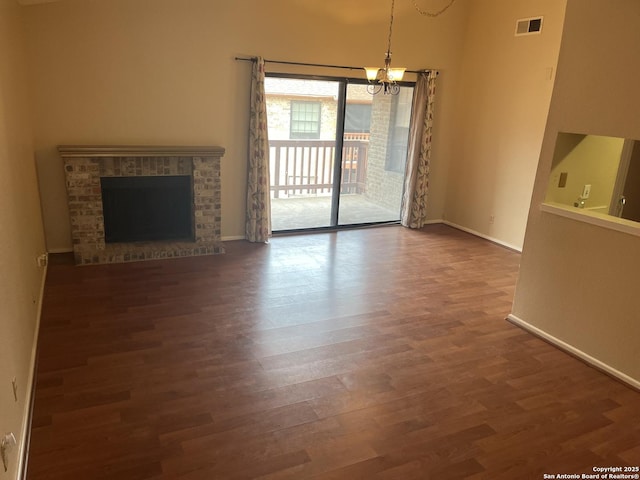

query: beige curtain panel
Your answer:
[401,71,438,228]
[245,57,272,242]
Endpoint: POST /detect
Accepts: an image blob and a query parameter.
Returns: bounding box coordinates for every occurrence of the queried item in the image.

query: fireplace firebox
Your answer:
[101,175,194,243]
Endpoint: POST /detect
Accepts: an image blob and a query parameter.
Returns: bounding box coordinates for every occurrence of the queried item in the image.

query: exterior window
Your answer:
[344,103,372,133]
[290,101,321,139]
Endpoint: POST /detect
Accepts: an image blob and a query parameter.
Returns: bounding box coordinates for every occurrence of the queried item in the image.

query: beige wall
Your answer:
[22,0,469,248]
[513,0,640,384]
[444,0,566,250]
[0,0,47,478]
[546,134,623,210]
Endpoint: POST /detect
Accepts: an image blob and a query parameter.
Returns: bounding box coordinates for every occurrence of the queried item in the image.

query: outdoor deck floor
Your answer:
[271,194,400,231]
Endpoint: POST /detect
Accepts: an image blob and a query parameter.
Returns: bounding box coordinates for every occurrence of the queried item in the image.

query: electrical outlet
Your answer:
[582,184,591,199]
[489,215,495,225]
[37,253,48,267]
[11,378,17,402]
[1,433,17,472]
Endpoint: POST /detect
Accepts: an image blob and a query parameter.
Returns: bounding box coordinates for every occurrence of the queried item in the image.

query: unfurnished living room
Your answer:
[1,0,639,479]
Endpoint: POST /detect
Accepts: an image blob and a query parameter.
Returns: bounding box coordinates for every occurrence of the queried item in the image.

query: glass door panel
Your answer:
[338,84,414,226]
[265,77,340,231]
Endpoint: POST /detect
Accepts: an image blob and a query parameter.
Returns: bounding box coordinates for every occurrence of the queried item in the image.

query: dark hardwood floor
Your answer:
[28,225,639,479]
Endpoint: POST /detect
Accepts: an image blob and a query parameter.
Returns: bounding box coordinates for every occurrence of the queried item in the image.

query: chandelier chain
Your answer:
[387,0,396,55]
[412,0,456,17]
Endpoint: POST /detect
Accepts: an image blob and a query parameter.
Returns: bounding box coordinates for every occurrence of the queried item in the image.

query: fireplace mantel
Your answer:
[60,145,225,265]
[58,145,225,158]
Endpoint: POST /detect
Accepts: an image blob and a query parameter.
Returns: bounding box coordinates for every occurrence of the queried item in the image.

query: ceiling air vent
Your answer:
[515,17,543,36]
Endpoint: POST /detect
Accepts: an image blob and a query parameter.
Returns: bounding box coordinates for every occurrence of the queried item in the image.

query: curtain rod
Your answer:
[234,56,433,75]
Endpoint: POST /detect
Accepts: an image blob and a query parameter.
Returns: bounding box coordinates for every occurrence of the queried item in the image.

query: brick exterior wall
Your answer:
[61,146,224,265]
[365,95,405,212]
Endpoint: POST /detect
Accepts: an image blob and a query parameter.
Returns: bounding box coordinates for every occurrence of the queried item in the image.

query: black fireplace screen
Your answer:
[100,176,194,243]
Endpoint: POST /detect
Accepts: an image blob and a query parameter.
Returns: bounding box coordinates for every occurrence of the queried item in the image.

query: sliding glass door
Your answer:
[265,75,414,232]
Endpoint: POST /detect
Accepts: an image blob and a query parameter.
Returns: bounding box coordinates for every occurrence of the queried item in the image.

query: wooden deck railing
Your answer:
[269,139,369,198]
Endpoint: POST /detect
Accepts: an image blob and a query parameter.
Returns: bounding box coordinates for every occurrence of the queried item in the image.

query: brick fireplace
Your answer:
[60,145,225,265]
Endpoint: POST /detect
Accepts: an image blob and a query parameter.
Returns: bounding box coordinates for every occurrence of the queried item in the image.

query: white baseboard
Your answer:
[507,314,640,390]
[46,247,72,254]
[17,264,47,479]
[422,219,445,225]
[222,235,245,241]
[443,221,522,252]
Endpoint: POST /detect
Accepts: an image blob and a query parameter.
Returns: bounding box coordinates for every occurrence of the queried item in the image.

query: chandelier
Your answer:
[364,0,405,95]
[364,0,457,95]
